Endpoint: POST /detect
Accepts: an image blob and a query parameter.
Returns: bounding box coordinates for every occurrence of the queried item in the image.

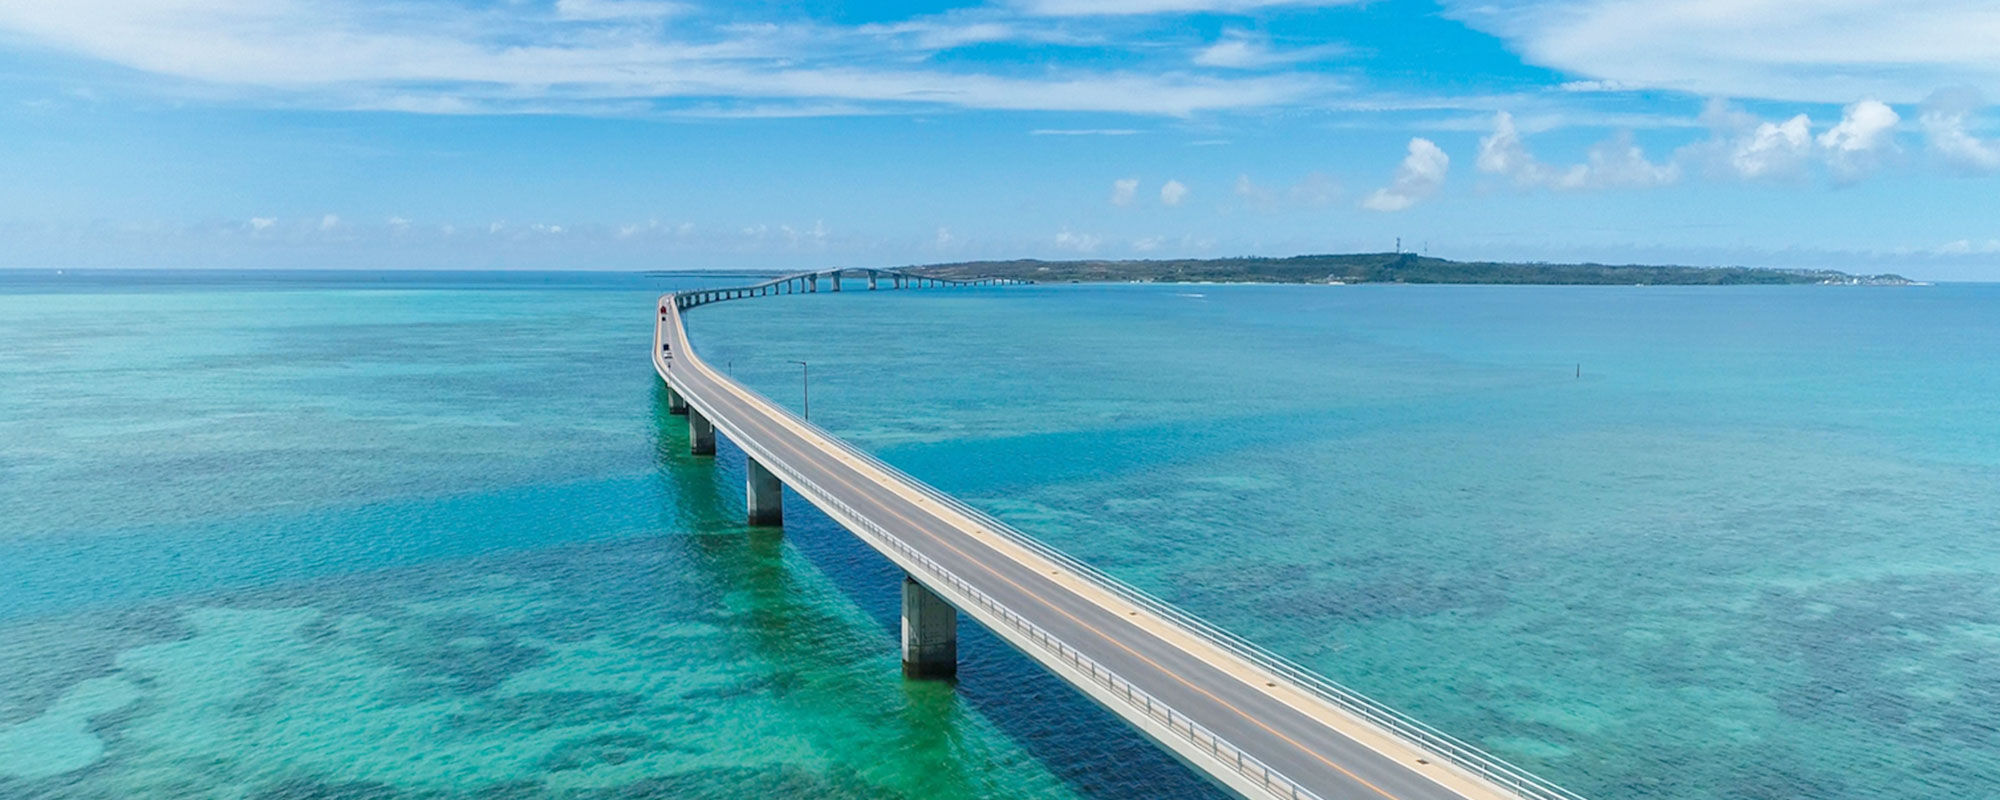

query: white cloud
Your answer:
[1816,99,1900,181]
[1418,109,1705,134]
[0,0,1334,116]
[740,219,833,248]
[1448,0,2000,103]
[1680,101,1813,181]
[1235,174,1269,203]
[319,214,341,230]
[1287,172,1339,206]
[856,20,1022,50]
[1476,110,1677,190]
[248,217,276,230]
[1734,115,1814,179]
[1362,137,1449,212]
[1131,236,1162,251]
[1111,178,1140,206]
[1235,172,1339,210]
[1580,132,1683,188]
[1193,30,1344,69]
[934,227,955,249]
[1160,179,1189,206]
[611,219,705,240]
[1017,0,1359,16]
[1031,128,1141,136]
[1674,98,1917,182]
[1557,79,1636,93]
[1055,230,1102,252]
[1936,238,2000,255]
[1919,89,2000,174]
[1475,111,1534,177]
[553,0,684,22]
[853,11,1108,51]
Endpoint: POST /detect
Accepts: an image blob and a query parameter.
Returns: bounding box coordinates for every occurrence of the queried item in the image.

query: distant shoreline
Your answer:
[904,253,1916,287]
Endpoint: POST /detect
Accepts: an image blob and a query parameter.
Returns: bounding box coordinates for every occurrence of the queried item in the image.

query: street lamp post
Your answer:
[788,360,809,420]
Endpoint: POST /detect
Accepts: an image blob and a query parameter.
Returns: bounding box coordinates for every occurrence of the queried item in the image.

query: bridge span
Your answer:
[653,267,1586,800]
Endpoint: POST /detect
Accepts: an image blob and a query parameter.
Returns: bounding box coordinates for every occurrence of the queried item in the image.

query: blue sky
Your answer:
[2,0,1998,278]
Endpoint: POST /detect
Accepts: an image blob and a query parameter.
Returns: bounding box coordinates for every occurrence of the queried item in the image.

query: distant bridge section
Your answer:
[670,266,1025,311]
[652,267,1588,800]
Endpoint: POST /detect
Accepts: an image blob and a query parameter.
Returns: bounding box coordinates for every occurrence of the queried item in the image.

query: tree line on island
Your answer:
[904,253,1913,286]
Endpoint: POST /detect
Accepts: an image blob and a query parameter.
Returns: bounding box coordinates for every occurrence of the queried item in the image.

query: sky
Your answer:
[1,0,1998,278]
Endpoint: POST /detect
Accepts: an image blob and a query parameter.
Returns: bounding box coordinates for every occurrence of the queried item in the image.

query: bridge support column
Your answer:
[808,275,818,293]
[901,575,957,680]
[667,386,688,415]
[745,456,782,526]
[868,273,878,290]
[831,273,842,292]
[688,407,715,455]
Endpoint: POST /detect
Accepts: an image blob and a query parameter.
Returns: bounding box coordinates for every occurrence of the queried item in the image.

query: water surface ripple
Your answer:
[3,271,1996,799]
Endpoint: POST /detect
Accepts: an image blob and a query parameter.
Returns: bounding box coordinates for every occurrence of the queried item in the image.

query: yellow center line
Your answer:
[658,302,1409,800]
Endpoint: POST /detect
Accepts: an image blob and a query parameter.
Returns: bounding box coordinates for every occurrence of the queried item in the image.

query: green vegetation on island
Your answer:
[907,253,1914,286]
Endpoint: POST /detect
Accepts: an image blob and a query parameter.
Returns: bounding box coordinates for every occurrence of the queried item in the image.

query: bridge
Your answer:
[668,266,1022,305]
[653,267,1586,800]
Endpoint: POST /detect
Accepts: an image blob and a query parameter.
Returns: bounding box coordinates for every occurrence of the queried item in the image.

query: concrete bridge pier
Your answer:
[901,575,958,679]
[831,273,842,292]
[809,275,818,293]
[745,456,782,526]
[868,272,878,290]
[689,407,716,455]
[667,386,689,415]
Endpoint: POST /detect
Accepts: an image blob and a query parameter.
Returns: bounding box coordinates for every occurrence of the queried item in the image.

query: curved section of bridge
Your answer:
[653,267,1586,800]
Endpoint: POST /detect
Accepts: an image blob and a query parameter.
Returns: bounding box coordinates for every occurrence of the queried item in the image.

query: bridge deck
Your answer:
[652,271,1575,800]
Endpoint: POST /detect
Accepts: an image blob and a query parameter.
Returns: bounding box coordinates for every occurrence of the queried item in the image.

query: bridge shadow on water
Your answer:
[647,383,1225,800]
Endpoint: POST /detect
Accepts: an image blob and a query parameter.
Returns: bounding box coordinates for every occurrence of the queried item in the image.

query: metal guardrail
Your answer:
[656,285,1590,800]
[752,443,1324,800]
[835,444,1590,800]
[670,267,1025,312]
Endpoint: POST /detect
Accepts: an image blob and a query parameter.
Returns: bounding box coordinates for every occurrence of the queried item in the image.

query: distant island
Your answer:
[906,253,1914,286]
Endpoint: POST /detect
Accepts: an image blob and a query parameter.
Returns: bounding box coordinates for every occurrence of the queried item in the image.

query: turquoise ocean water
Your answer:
[2,270,1997,799]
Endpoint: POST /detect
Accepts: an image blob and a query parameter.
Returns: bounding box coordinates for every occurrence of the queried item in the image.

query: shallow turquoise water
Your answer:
[4,271,1998,798]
